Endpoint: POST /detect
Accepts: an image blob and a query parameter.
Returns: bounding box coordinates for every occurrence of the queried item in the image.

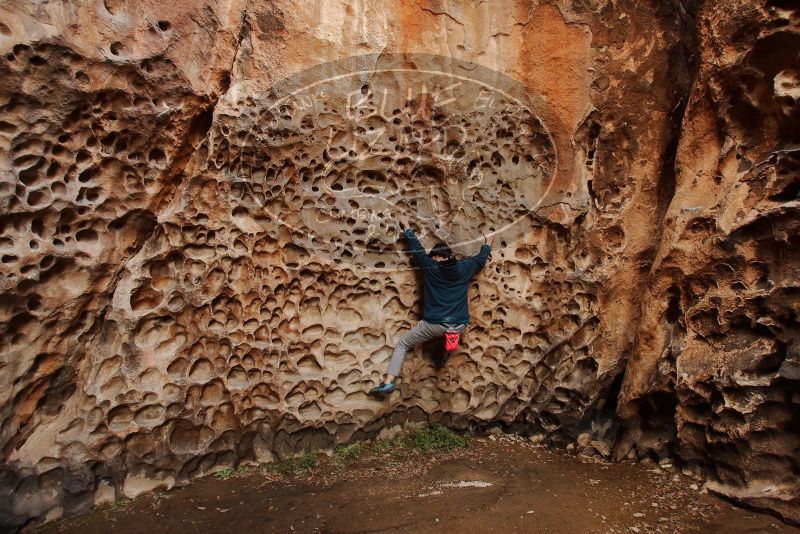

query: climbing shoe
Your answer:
[368,383,396,396]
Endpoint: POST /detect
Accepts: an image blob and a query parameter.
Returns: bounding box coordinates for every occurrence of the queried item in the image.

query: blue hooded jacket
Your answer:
[403,228,491,325]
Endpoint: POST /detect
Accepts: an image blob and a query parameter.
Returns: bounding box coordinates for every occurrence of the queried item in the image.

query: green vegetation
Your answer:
[214,465,252,480]
[331,443,363,473]
[334,442,363,461]
[215,467,234,480]
[373,424,469,454]
[109,498,131,511]
[222,425,467,481]
[372,436,403,454]
[406,424,469,451]
[265,453,318,475]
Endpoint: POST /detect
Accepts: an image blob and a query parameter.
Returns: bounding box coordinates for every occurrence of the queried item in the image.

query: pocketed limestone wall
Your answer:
[0,0,796,528]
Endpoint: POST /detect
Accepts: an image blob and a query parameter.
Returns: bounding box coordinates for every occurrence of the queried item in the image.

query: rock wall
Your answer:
[0,0,796,529]
[616,0,800,524]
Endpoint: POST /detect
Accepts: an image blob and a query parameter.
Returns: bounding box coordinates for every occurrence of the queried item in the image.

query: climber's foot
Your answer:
[368,383,396,396]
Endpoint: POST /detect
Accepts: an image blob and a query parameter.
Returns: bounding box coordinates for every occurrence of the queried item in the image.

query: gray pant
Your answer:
[387,320,467,377]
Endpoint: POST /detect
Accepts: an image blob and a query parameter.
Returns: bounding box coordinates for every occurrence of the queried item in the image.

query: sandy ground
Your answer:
[40,433,799,534]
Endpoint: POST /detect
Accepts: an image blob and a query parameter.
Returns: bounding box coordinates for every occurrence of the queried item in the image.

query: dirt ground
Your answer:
[41,433,799,534]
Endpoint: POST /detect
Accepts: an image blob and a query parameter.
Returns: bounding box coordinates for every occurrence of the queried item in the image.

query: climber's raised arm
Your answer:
[400,226,436,268]
[461,235,491,276]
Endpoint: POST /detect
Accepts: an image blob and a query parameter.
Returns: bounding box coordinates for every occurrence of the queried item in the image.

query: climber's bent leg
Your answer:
[387,320,445,378]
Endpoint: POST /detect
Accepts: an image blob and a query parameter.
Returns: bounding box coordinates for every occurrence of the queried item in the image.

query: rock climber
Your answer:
[368,223,492,396]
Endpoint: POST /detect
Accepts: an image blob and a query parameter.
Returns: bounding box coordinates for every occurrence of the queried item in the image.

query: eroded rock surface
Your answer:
[616,0,800,523]
[0,0,796,529]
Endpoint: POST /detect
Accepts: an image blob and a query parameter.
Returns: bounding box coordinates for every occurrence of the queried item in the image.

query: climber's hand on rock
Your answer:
[398,218,416,239]
[484,230,497,247]
[398,221,411,240]
[399,217,412,231]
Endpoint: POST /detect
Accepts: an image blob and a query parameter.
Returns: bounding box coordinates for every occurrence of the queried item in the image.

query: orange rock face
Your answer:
[0,0,796,528]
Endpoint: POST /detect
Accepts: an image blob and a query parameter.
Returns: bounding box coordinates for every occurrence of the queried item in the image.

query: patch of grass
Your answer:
[334,443,362,462]
[215,467,234,480]
[372,425,469,454]
[405,424,469,452]
[110,498,130,510]
[265,453,318,475]
[331,443,363,473]
[372,436,404,454]
[214,465,253,480]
